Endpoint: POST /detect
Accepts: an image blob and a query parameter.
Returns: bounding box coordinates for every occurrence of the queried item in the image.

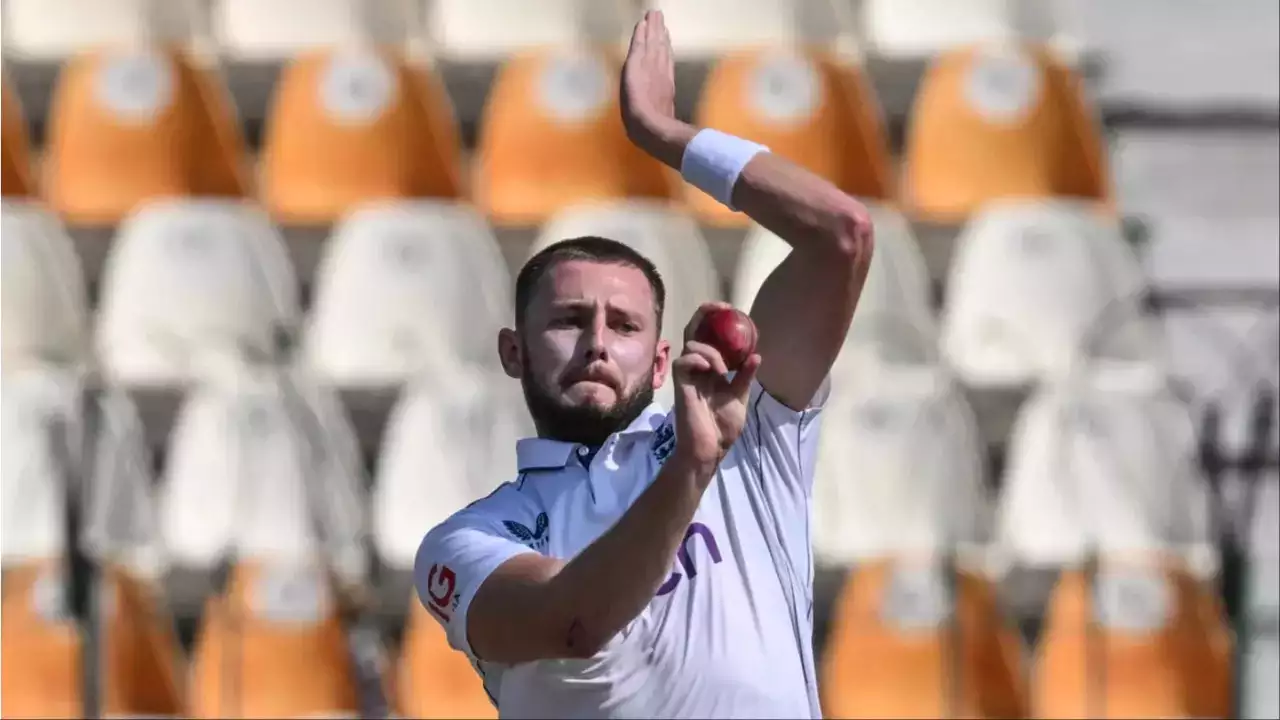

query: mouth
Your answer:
[563,369,619,393]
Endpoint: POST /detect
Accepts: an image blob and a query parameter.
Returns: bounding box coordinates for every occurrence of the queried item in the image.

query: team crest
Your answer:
[651,421,676,463]
[504,512,550,551]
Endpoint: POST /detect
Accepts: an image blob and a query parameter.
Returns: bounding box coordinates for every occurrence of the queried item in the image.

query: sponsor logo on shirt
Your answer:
[656,522,723,596]
[503,512,550,551]
[651,422,676,463]
[425,563,459,623]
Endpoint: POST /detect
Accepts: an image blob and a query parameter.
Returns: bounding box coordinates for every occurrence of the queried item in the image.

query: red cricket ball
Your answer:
[694,308,758,371]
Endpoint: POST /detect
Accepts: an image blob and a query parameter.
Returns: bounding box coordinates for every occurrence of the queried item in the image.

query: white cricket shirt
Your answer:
[415,378,829,719]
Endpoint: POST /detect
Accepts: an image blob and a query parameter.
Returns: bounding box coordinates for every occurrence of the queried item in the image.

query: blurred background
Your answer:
[0,0,1277,718]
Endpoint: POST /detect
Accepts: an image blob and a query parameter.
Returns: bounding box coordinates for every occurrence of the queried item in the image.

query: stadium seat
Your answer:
[536,199,721,323]
[821,559,1027,718]
[940,200,1153,389]
[1,202,89,370]
[214,0,419,60]
[260,50,462,226]
[733,205,935,374]
[397,597,497,718]
[2,0,196,60]
[305,201,512,387]
[811,365,990,565]
[474,50,673,227]
[374,367,531,572]
[902,43,1109,224]
[2,77,35,197]
[2,366,181,718]
[43,47,249,227]
[163,368,372,717]
[687,50,893,227]
[429,0,633,61]
[649,0,856,57]
[997,365,1231,718]
[95,200,299,389]
[862,0,1052,59]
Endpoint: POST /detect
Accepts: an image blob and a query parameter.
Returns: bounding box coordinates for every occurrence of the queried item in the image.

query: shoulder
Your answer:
[426,480,532,543]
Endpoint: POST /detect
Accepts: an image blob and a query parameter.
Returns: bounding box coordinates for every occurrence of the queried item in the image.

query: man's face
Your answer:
[500,259,670,446]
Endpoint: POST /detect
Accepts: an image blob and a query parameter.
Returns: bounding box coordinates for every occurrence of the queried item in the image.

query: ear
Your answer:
[497,327,523,379]
[651,337,672,390]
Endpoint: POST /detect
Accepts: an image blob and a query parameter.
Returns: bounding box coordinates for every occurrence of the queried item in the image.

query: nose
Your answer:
[580,307,608,363]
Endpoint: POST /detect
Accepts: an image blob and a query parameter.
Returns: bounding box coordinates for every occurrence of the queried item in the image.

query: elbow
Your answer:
[829,198,875,273]
[559,617,608,659]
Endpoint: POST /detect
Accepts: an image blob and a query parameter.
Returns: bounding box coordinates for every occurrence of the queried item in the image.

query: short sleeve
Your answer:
[414,512,534,661]
[743,376,832,495]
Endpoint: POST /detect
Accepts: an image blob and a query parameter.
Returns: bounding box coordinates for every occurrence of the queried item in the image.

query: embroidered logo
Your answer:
[503,512,550,551]
[651,421,676,463]
[424,563,458,623]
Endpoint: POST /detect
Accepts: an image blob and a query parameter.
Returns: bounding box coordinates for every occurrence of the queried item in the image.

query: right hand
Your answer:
[671,302,761,469]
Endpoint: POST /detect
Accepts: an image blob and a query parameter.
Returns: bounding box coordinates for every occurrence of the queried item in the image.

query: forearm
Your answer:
[547,448,716,656]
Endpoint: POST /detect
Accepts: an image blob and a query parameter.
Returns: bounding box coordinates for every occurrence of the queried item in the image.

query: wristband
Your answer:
[679,129,769,211]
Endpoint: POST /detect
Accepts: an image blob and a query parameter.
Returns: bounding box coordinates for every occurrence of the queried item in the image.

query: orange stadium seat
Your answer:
[260,49,462,226]
[3,78,36,197]
[1,562,185,718]
[821,559,1027,719]
[188,563,367,718]
[43,47,248,226]
[474,49,673,227]
[902,43,1110,224]
[1032,559,1233,719]
[397,597,497,719]
[688,50,894,227]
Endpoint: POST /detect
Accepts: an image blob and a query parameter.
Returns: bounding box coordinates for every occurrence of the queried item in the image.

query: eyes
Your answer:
[549,308,644,335]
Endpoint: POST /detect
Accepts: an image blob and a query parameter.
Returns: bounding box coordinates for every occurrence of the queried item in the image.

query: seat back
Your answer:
[651,0,852,57]
[821,559,1027,718]
[261,50,462,225]
[397,597,497,718]
[903,43,1109,224]
[214,0,417,60]
[2,77,35,197]
[1,202,89,370]
[429,0,632,61]
[689,50,892,226]
[3,0,195,60]
[475,49,672,227]
[44,47,247,226]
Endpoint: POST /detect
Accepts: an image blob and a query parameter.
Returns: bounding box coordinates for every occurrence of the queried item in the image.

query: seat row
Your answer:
[2,38,1111,227]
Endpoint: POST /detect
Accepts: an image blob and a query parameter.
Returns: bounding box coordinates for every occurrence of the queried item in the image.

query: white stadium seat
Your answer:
[96,200,300,388]
[1,202,89,371]
[862,0,1062,59]
[812,365,990,564]
[1,365,161,576]
[734,204,935,373]
[215,0,419,60]
[373,366,533,570]
[940,200,1154,388]
[160,364,367,580]
[2,0,195,59]
[997,363,1215,571]
[429,0,632,61]
[649,0,852,57]
[304,201,512,387]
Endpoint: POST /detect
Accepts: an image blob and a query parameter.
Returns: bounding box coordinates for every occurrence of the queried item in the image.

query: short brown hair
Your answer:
[514,236,666,331]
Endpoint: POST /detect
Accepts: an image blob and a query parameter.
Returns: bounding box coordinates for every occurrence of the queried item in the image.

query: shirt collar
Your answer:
[516,402,668,472]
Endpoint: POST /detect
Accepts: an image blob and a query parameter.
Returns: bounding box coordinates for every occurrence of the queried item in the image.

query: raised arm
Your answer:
[622,11,874,410]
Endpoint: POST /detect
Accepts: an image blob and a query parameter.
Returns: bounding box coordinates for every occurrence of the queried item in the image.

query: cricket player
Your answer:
[415,10,873,718]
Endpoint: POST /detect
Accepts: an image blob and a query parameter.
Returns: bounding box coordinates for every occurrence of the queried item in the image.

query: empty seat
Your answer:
[161,367,371,717]
[397,598,497,718]
[650,0,854,58]
[474,49,672,227]
[536,200,721,326]
[997,365,1232,718]
[734,205,935,374]
[821,559,1026,718]
[214,0,419,60]
[373,367,531,573]
[687,50,893,227]
[429,0,632,62]
[260,49,462,226]
[812,366,990,564]
[3,77,35,197]
[1,202,89,370]
[43,47,248,227]
[903,43,1109,224]
[2,0,196,60]
[863,0,1066,59]
[1,366,181,718]
[95,200,299,389]
[305,201,512,386]
[940,200,1153,388]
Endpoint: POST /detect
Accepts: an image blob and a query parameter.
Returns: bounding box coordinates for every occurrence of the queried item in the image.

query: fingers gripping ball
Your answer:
[694,308,758,371]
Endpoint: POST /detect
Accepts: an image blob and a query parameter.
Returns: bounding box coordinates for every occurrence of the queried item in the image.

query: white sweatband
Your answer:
[680,129,769,211]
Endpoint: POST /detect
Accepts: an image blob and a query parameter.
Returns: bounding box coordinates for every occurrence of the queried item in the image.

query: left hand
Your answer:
[620,10,679,155]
